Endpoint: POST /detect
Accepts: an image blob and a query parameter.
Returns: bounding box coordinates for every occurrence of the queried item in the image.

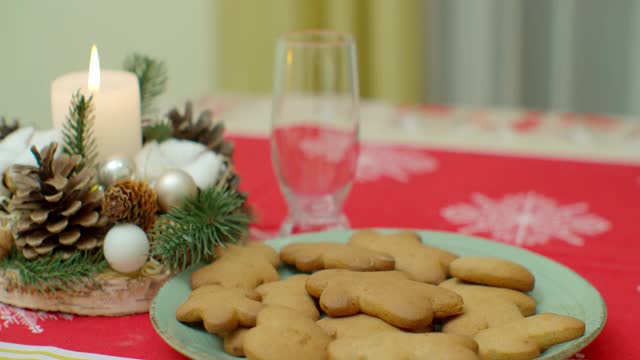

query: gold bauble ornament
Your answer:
[155,169,197,212]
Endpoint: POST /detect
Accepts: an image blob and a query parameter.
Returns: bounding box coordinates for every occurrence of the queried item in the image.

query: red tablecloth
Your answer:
[2,134,638,359]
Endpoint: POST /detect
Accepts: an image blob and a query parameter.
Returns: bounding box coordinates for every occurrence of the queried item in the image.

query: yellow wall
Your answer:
[214,0,425,103]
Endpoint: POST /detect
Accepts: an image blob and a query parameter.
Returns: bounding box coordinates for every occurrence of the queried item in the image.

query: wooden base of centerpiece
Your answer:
[0,267,171,316]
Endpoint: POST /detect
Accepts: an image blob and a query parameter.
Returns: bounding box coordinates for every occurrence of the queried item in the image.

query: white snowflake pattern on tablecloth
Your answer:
[441,192,610,246]
[356,146,438,183]
[0,303,72,334]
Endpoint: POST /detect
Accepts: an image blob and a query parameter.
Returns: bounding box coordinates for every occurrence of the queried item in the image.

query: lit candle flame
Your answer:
[88,45,101,91]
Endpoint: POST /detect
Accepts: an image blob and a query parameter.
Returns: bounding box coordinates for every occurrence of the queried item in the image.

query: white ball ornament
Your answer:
[155,169,198,212]
[103,224,150,273]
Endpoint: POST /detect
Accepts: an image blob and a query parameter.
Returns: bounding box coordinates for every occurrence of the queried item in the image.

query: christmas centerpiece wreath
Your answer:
[0,55,251,315]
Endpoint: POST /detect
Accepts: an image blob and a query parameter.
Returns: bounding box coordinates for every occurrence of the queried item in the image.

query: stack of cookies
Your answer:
[175,230,586,360]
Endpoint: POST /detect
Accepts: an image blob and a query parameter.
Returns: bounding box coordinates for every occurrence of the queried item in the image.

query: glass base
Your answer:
[279,213,350,236]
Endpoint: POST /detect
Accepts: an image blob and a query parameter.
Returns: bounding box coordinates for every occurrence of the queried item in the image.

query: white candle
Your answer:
[51,45,141,162]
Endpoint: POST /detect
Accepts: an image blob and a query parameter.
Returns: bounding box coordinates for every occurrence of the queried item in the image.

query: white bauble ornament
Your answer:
[155,169,198,212]
[103,224,149,273]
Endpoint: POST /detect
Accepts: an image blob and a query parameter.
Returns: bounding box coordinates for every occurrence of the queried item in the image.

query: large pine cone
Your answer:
[167,101,234,158]
[8,144,109,259]
[102,179,157,233]
[0,215,12,260]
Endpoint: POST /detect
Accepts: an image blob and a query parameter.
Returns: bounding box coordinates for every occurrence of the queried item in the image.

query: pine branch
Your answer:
[123,53,168,117]
[0,248,107,294]
[151,187,251,273]
[142,117,173,144]
[62,91,97,169]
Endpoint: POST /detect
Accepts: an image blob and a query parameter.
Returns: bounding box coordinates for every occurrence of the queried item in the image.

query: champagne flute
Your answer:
[271,30,360,235]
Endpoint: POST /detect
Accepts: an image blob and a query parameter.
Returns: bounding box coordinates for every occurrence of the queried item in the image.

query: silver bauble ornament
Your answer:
[98,156,136,187]
[155,169,198,212]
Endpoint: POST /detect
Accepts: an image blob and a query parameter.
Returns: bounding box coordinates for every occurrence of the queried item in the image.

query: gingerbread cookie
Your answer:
[256,274,320,320]
[223,328,249,357]
[348,230,457,284]
[328,332,479,360]
[439,279,537,337]
[449,256,535,291]
[243,306,331,360]
[280,242,395,272]
[441,279,536,315]
[176,285,263,336]
[318,314,431,339]
[475,313,585,360]
[190,242,280,290]
[306,269,463,330]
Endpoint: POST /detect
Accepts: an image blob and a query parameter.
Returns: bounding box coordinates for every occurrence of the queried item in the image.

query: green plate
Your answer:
[150,229,606,360]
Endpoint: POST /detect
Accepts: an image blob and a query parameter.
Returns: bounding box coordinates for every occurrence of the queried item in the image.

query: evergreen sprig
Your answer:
[61,91,97,169]
[123,53,168,117]
[142,118,173,144]
[151,187,251,273]
[0,248,107,294]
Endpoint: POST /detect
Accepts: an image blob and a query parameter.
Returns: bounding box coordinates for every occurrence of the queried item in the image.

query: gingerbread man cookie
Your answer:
[190,242,280,290]
[328,332,479,360]
[176,285,263,336]
[474,313,585,360]
[306,269,463,330]
[348,230,457,284]
[280,242,394,272]
[222,275,321,357]
[318,314,431,340]
[243,306,331,360]
[223,328,249,357]
[256,274,320,320]
[440,278,537,337]
[449,256,535,291]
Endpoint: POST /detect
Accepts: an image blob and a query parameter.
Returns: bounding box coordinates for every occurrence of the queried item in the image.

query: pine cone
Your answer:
[102,179,157,233]
[167,101,234,157]
[8,143,109,259]
[0,215,13,260]
[0,117,19,141]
